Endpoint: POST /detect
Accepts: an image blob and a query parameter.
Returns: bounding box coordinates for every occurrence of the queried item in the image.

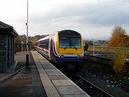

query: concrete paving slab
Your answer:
[48,75,67,80]
[45,69,63,75]
[52,80,73,86]
[56,85,85,95]
[41,63,56,70]
[63,94,89,97]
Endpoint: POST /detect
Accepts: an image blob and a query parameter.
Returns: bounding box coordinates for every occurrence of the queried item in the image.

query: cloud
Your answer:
[1,0,129,39]
[30,0,129,26]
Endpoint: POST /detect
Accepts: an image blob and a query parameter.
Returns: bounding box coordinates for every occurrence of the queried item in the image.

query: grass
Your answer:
[88,46,129,58]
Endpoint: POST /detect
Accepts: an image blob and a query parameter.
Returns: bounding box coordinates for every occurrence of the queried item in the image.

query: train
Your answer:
[35,30,84,67]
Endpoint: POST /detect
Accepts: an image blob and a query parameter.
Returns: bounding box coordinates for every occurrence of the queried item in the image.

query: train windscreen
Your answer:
[59,36,81,49]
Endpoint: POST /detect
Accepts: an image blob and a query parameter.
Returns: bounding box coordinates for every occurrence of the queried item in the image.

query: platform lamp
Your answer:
[92,39,95,56]
[26,0,29,68]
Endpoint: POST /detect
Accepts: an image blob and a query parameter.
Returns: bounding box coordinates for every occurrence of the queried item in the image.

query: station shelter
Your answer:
[0,21,18,72]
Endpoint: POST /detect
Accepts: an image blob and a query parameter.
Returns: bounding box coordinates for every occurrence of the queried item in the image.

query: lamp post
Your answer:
[26,0,29,68]
[93,39,95,56]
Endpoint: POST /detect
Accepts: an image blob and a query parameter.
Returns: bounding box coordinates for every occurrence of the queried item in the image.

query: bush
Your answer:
[113,47,128,75]
[84,42,89,51]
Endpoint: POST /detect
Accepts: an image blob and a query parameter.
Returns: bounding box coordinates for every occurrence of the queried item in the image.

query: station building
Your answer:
[0,21,18,72]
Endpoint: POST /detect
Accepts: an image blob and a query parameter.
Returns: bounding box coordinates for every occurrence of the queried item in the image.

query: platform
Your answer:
[31,51,90,97]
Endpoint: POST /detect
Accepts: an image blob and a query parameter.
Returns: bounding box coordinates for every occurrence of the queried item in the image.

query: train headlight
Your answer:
[80,55,83,58]
[77,55,83,58]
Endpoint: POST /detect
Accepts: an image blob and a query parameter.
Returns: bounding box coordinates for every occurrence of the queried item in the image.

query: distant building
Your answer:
[0,21,18,72]
[84,40,109,47]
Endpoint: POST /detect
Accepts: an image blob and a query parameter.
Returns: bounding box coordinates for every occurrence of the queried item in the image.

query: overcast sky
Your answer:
[0,0,129,40]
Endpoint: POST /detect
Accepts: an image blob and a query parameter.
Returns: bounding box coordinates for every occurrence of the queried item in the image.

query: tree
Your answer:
[109,26,129,47]
[84,41,89,51]
[15,37,21,53]
[32,37,38,46]
[109,26,129,75]
[112,26,126,37]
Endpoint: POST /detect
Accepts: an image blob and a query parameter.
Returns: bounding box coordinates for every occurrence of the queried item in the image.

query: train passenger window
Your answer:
[39,41,49,49]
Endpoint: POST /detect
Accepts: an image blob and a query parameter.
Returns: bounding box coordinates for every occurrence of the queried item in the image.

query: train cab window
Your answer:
[71,37,81,48]
[59,36,81,48]
[59,37,69,48]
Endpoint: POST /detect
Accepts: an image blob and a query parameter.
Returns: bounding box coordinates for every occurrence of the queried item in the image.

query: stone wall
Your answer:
[0,34,8,72]
[0,34,14,72]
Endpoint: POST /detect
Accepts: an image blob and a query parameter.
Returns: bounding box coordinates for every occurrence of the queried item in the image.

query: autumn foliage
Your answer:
[109,26,129,75]
[32,37,38,46]
[109,33,129,47]
[113,47,128,74]
[109,26,129,47]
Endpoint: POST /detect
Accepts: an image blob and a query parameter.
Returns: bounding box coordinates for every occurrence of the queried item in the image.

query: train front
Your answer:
[55,30,84,63]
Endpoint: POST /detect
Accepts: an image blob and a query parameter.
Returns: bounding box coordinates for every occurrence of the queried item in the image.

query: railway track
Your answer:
[58,66,114,97]
[72,73,114,97]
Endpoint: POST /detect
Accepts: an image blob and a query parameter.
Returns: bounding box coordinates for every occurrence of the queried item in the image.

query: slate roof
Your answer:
[0,21,18,37]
